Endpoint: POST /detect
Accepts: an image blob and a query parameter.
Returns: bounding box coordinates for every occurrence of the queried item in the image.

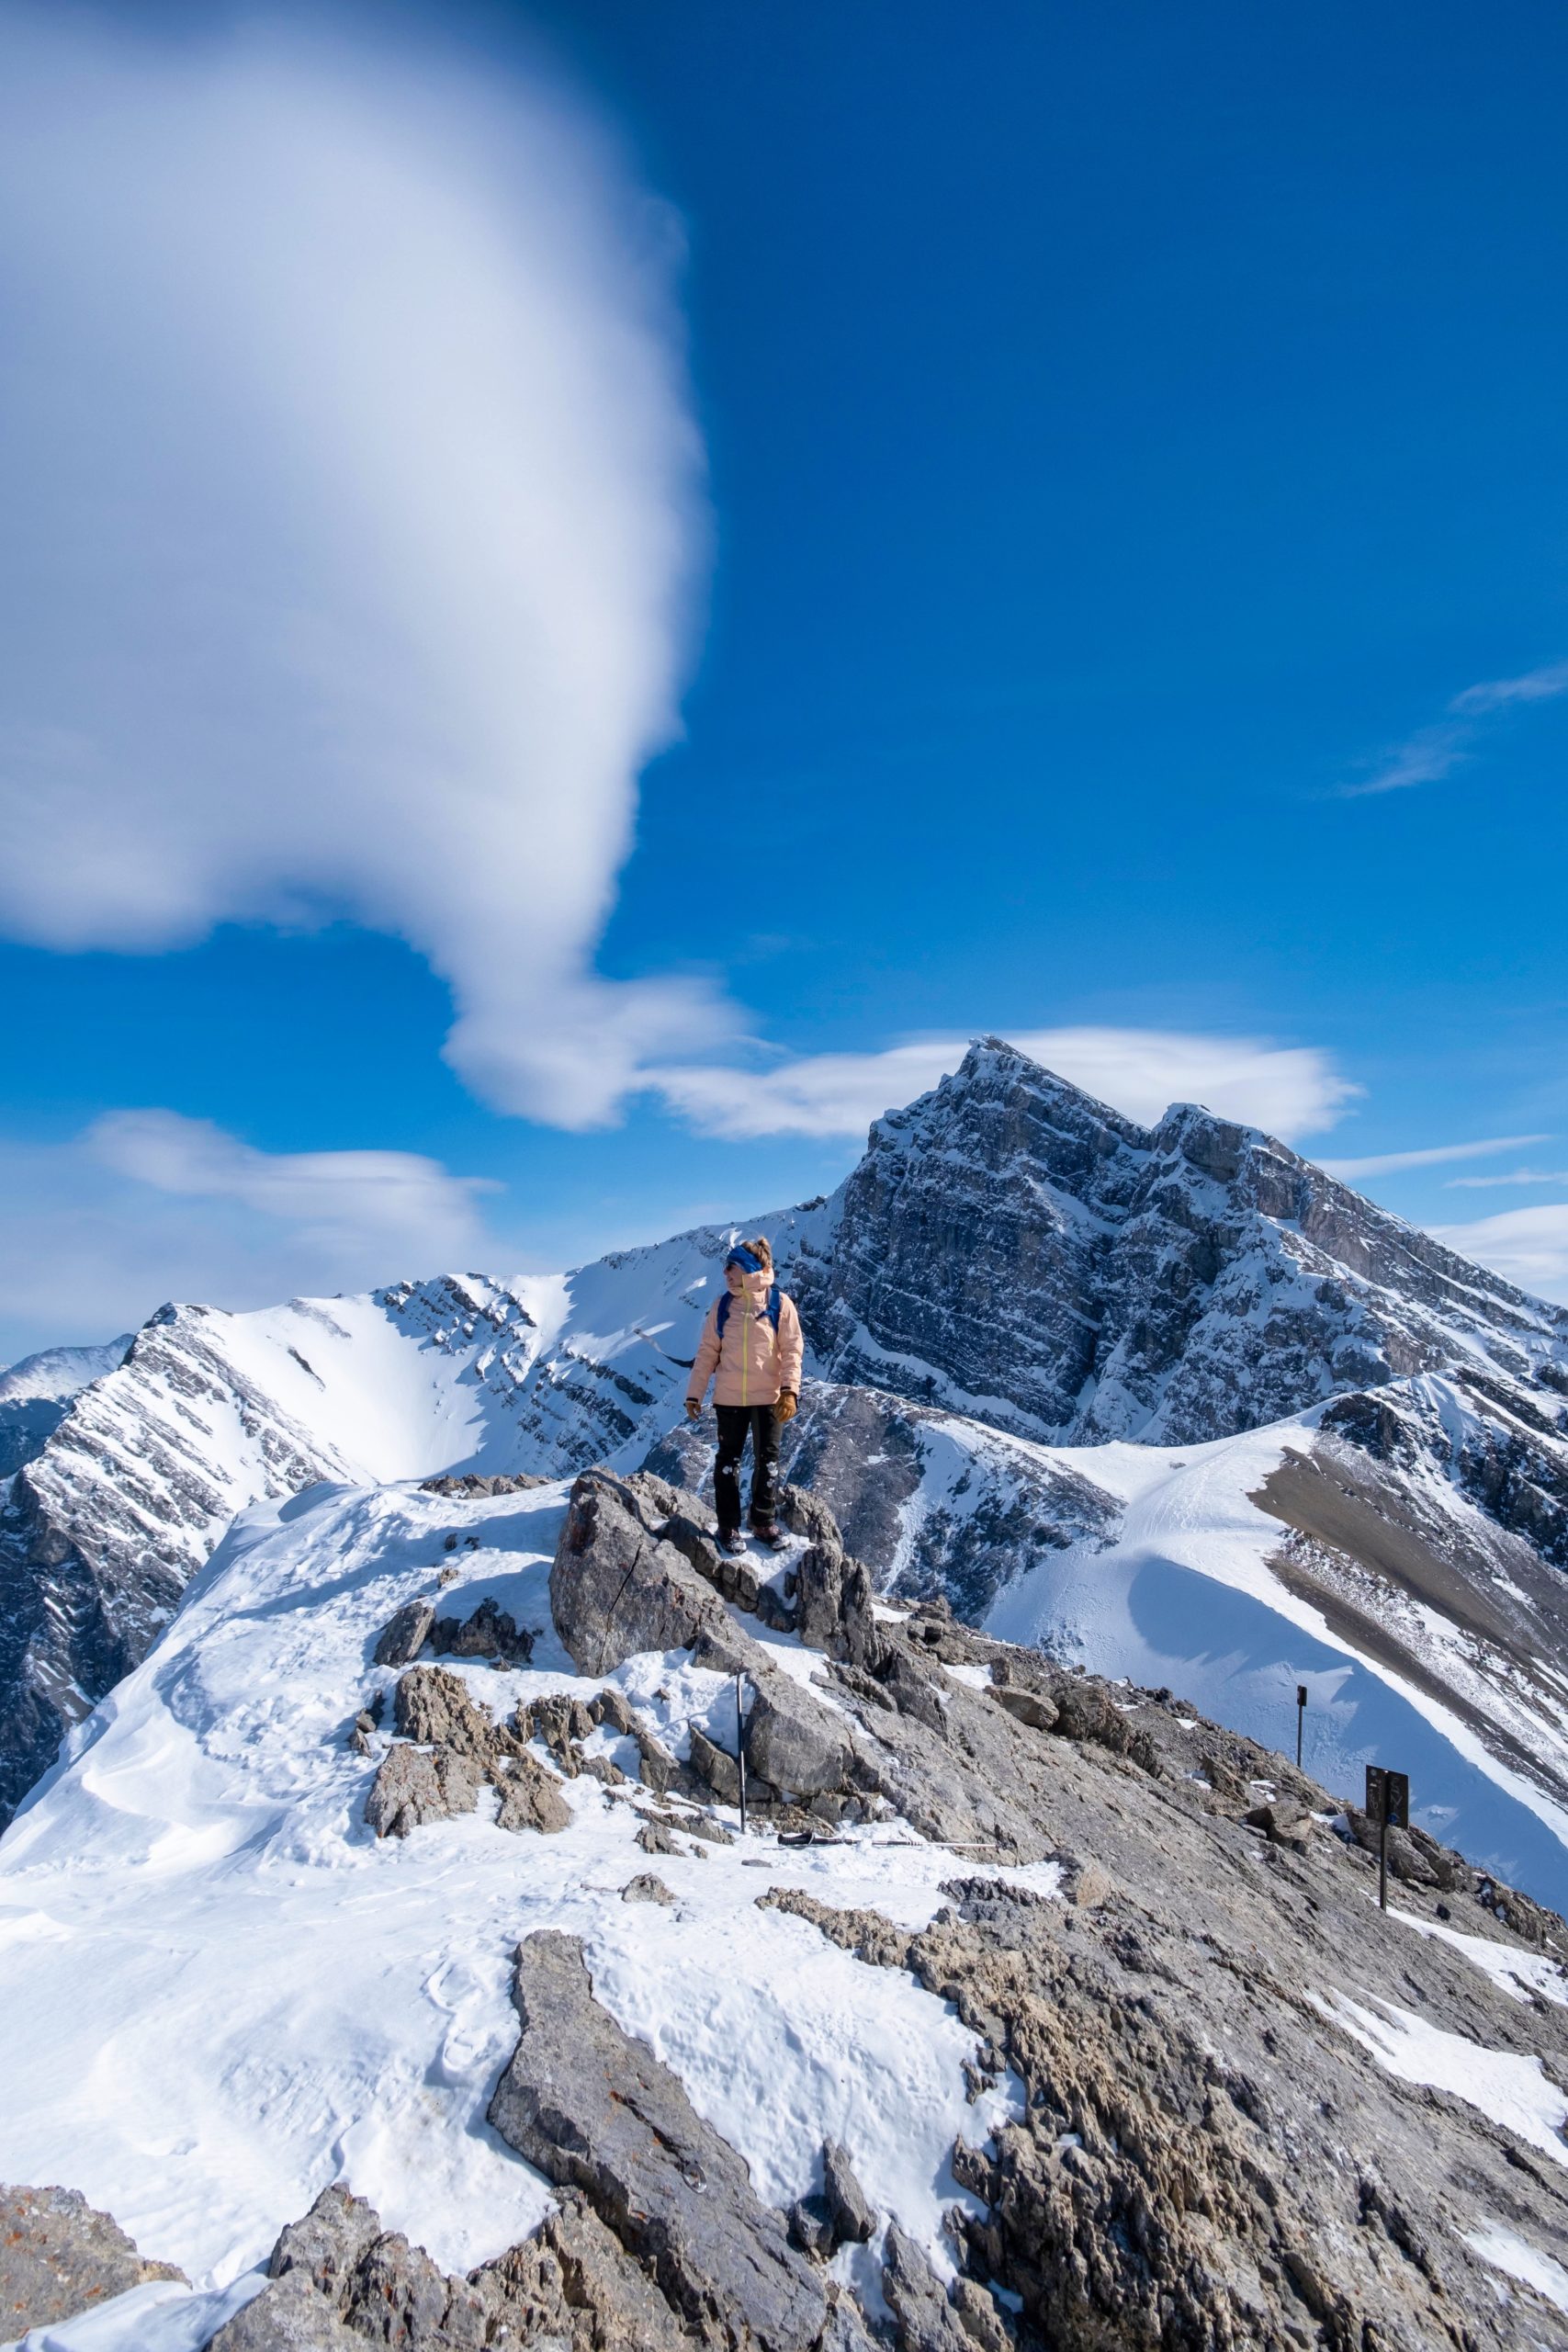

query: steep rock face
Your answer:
[795,1040,1568,1446]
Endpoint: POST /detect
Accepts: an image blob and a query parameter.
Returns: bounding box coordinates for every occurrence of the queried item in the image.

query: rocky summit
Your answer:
[3,1465,1568,2348]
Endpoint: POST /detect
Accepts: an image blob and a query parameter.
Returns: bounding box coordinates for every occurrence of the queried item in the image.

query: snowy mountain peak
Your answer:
[798,1035,1568,1446]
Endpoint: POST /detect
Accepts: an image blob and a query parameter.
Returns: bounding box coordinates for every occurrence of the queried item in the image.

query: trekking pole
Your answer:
[1296,1684,1306,1771]
[736,1670,748,1837]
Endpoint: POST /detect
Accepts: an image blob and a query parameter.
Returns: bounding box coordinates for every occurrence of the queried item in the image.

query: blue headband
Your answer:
[726,1244,763,1272]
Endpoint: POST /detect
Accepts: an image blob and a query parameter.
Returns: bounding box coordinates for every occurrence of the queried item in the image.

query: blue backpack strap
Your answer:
[716,1285,780,1337]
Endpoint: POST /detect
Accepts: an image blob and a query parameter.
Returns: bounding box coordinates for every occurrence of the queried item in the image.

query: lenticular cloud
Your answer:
[0,9,725,1125]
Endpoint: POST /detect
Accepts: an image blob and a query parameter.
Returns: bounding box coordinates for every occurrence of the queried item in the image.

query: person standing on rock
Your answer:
[684,1237,803,1556]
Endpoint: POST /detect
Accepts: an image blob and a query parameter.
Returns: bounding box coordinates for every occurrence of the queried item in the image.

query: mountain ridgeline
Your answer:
[4,1039,1568,1876]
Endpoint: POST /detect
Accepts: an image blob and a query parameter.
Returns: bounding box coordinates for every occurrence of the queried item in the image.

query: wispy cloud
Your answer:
[1450,660,1568,714]
[649,1028,1357,1143]
[1429,1204,1568,1306]
[1320,1135,1551,1180]
[1445,1166,1568,1190]
[0,1114,501,1362]
[1345,661,1568,797]
[88,1112,494,1261]
[0,11,727,1131]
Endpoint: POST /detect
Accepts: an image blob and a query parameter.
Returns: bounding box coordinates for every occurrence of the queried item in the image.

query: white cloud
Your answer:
[1347,661,1568,797]
[1428,1205,1568,1305]
[0,11,728,1129]
[1320,1135,1551,1180]
[88,1111,492,1261]
[1450,660,1568,714]
[1446,1167,1568,1190]
[649,1027,1357,1142]
[0,1114,496,1360]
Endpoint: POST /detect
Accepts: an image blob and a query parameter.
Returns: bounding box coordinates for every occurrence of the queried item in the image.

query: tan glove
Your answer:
[684,1396,702,1421]
[773,1389,798,1425]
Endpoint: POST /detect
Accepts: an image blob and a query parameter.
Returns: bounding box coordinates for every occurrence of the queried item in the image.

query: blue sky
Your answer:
[2,0,1567,1357]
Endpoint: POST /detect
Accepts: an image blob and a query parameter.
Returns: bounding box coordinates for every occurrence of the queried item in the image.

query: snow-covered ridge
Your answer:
[0,1476,1035,2297]
[0,1335,132,1480]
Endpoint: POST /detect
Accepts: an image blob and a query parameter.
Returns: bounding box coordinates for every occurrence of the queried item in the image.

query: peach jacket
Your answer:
[685,1269,805,1408]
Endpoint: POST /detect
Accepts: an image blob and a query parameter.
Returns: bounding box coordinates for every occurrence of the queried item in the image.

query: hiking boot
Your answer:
[717,1528,746,1557]
[750,1522,787,1551]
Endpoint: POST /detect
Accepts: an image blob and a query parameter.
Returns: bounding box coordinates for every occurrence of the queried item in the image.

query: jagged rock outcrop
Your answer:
[365,1665,570,1839]
[208,2180,694,2351]
[0,2181,184,2340]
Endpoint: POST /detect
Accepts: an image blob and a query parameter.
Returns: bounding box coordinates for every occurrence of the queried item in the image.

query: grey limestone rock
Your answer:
[0,2182,185,2341]
[370,1599,434,1668]
[987,1682,1055,1732]
[363,1740,481,1839]
[428,1594,534,1664]
[418,1470,550,1497]
[588,1685,637,1736]
[367,1664,570,1839]
[792,1537,875,1663]
[549,1469,732,1676]
[786,2195,833,2257]
[880,2226,975,2352]
[688,1724,741,1804]
[391,1664,494,1758]
[492,1756,573,1835]
[208,2180,692,2351]
[622,1871,674,1905]
[744,1672,855,1803]
[208,2265,364,2349]
[820,2142,874,2246]
[487,1930,828,2349]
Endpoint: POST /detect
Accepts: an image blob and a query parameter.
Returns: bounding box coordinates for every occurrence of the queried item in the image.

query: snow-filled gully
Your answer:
[0,1479,1045,2334]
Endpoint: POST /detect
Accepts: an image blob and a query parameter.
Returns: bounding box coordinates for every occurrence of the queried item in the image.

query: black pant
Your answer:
[715,1404,780,1532]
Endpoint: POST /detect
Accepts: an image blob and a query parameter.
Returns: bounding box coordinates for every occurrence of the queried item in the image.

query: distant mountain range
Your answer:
[5,1038,1568,1907]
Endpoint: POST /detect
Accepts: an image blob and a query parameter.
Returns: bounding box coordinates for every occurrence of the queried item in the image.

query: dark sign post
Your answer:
[735,1670,749,1838]
[1365,1766,1409,1910]
[1295,1685,1307,1770]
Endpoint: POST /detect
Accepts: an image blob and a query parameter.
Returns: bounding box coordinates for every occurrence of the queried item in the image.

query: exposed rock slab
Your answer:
[549,1469,735,1676]
[487,1929,828,2349]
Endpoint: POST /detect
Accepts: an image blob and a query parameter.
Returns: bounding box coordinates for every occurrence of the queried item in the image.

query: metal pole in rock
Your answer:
[1296,1684,1307,1771]
[736,1670,748,1838]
